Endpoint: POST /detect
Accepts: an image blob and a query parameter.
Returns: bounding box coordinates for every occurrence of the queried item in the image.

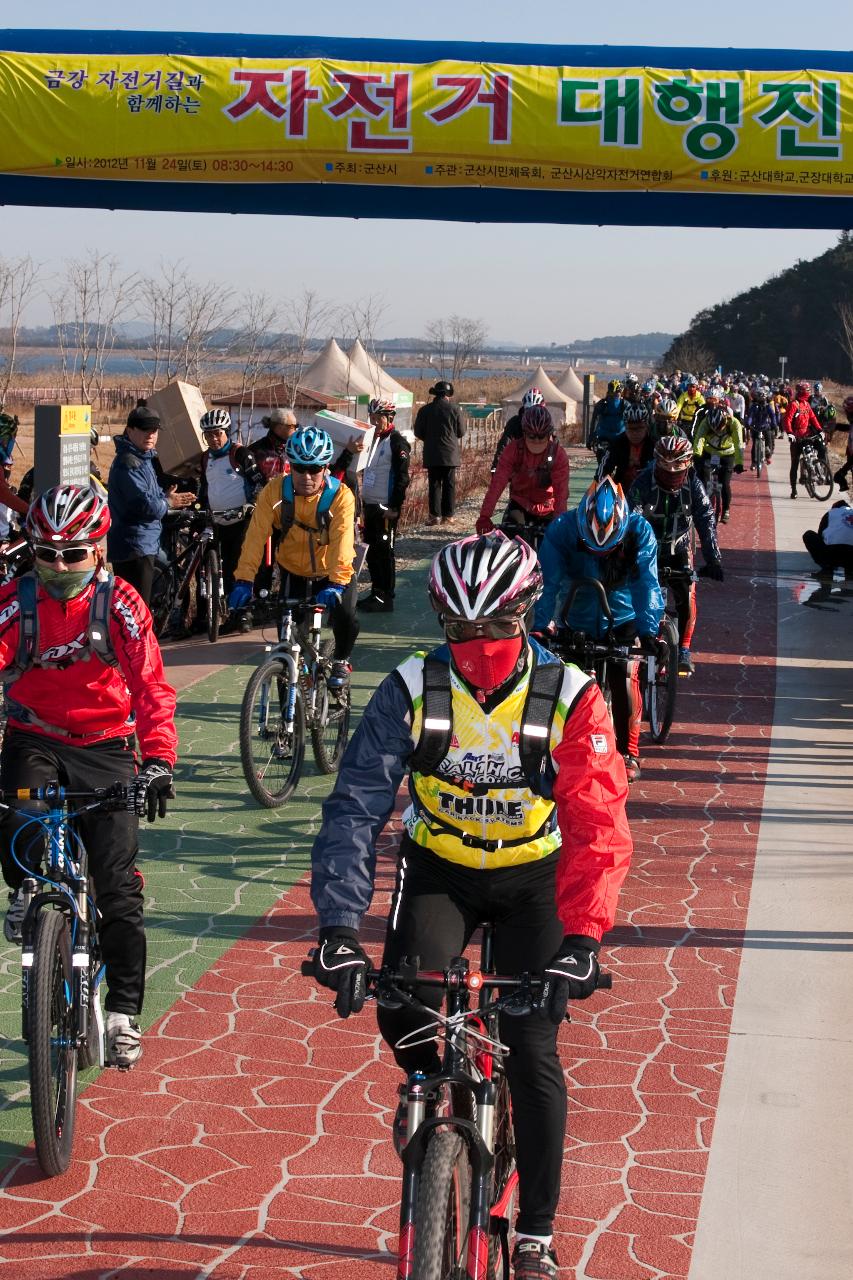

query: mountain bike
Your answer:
[703,454,724,524]
[797,438,834,501]
[643,565,684,743]
[150,508,227,642]
[303,928,610,1280]
[500,514,551,554]
[239,595,351,807]
[3,781,134,1177]
[553,578,643,720]
[749,427,768,477]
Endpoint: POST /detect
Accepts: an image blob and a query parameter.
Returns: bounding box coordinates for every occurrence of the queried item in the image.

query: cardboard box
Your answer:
[146,381,208,477]
[315,410,375,474]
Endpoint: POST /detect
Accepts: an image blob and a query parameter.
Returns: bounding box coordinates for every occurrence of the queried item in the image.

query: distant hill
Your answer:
[662,234,853,378]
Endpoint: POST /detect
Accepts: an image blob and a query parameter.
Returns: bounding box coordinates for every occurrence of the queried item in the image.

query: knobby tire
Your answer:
[411,1129,472,1280]
[205,546,222,644]
[648,616,680,744]
[310,639,351,774]
[28,909,77,1177]
[239,658,305,807]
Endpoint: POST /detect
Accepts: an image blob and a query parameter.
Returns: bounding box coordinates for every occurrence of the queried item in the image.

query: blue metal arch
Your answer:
[1,32,851,229]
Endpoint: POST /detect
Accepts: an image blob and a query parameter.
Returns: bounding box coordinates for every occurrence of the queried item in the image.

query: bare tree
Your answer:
[280,289,338,406]
[342,293,388,395]
[53,252,137,404]
[175,278,236,389]
[833,299,853,380]
[424,314,487,383]
[0,254,40,405]
[136,260,186,393]
[228,291,280,437]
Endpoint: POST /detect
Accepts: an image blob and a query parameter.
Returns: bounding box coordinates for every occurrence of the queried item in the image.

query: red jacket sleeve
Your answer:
[552,446,570,515]
[109,579,178,765]
[479,441,517,522]
[551,683,633,942]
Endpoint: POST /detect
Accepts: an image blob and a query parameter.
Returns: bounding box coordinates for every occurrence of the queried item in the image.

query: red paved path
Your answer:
[0,482,776,1279]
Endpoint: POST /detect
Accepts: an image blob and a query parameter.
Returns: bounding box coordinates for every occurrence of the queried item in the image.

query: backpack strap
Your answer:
[518,657,564,798]
[88,576,120,668]
[278,474,340,538]
[4,572,39,685]
[408,655,453,777]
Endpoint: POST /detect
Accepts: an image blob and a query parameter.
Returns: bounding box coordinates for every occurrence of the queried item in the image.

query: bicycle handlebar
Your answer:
[0,782,134,810]
[559,577,614,630]
[300,956,612,991]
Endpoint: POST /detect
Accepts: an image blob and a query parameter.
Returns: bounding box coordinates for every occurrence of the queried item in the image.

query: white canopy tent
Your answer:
[301,338,375,399]
[554,366,586,401]
[502,364,578,426]
[346,339,409,398]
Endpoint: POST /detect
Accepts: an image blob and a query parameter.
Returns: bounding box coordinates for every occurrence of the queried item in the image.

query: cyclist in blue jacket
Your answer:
[533,477,665,782]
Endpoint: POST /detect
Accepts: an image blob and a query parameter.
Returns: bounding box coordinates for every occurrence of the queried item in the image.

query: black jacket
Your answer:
[490,413,523,471]
[414,396,466,467]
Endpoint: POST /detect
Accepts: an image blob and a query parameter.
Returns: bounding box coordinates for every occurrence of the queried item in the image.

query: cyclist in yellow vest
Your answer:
[675,376,705,437]
[308,532,632,1279]
[692,397,745,524]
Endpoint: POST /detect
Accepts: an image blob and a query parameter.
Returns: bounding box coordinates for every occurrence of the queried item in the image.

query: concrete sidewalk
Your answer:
[690,473,853,1279]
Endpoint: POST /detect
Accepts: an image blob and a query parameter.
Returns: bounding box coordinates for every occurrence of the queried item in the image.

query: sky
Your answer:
[1,1,850,345]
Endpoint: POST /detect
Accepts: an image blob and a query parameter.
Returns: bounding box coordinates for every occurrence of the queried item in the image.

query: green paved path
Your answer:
[0,561,437,1163]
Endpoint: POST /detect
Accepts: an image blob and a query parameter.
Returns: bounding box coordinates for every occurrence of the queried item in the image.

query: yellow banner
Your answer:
[0,53,850,196]
[59,405,91,436]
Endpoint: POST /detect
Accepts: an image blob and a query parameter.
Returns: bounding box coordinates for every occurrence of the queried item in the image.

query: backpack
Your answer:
[4,572,119,684]
[277,473,340,543]
[408,652,565,799]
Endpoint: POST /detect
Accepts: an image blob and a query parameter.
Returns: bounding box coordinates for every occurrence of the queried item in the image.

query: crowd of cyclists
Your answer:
[0,364,850,1279]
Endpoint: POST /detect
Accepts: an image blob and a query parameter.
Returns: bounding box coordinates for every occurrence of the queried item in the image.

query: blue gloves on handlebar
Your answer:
[312,928,369,1018]
[539,935,601,1023]
[316,584,345,608]
[228,581,253,610]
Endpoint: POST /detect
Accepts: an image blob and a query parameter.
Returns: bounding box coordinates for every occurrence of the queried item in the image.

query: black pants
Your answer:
[835,459,852,490]
[803,529,853,573]
[428,466,457,518]
[697,457,734,513]
[749,428,774,462]
[362,504,399,600]
[214,516,252,595]
[378,838,565,1236]
[0,731,145,1015]
[113,554,156,606]
[279,571,360,661]
[789,436,827,492]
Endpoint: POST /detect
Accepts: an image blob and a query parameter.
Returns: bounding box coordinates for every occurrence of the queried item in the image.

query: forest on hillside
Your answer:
[663,233,853,379]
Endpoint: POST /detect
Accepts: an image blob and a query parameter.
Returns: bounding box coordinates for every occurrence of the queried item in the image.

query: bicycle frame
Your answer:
[258,599,327,736]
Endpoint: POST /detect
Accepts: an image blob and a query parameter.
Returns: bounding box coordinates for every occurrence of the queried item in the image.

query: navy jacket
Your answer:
[107,434,169,560]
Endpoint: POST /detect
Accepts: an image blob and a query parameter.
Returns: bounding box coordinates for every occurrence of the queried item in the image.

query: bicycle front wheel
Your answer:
[411,1130,472,1280]
[810,458,834,502]
[648,616,680,744]
[310,642,351,774]
[205,546,222,643]
[239,659,305,807]
[487,1071,517,1280]
[28,909,78,1177]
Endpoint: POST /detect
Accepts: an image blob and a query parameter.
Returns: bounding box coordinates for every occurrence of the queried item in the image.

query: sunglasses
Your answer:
[444,618,521,643]
[290,463,324,475]
[34,544,94,565]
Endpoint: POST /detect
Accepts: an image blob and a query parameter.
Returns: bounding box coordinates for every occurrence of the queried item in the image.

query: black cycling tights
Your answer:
[377,837,565,1237]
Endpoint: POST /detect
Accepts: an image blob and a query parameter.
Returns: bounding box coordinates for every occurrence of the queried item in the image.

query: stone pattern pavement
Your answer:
[0,476,782,1278]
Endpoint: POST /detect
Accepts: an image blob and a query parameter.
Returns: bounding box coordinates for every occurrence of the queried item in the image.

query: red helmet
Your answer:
[521,405,553,438]
[26,485,110,544]
[368,397,396,419]
[795,380,811,397]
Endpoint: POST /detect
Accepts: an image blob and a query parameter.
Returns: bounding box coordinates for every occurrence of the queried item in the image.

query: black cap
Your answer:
[127,405,161,430]
[429,380,454,397]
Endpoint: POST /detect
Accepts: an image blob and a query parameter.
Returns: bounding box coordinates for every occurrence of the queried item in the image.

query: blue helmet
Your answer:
[285,425,334,467]
[577,477,629,555]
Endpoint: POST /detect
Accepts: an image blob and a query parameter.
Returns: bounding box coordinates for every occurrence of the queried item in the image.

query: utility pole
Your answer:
[779,355,788,383]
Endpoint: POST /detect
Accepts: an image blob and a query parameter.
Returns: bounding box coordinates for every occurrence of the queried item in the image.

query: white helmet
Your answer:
[200,408,233,435]
[521,387,545,410]
[428,531,542,623]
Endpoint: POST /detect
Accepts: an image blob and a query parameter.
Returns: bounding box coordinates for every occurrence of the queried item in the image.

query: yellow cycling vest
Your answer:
[397,650,591,870]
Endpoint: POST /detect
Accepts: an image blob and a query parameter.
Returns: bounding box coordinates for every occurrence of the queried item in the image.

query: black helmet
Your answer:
[429,380,454,397]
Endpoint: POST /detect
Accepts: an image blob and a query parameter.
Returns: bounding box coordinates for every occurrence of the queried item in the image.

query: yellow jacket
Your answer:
[693,414,744,465]
[235,475,355,585]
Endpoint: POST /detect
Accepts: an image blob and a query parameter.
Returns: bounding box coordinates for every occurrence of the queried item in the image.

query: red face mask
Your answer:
[655,466,688,491]
[448,635,524,692]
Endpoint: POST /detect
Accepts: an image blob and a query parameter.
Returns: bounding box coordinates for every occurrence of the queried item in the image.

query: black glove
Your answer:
[539,936,600,1024]
[697,561,724,582]
[639,633,668,664]
[312,928,369,1018]
[734,463,744,474]
[133,758,175,822]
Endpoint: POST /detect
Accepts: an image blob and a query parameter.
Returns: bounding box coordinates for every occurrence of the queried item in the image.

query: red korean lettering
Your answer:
[428,73,512,143]
[327,71,412,151]
[225,69,286,121]
[286,68,322,139]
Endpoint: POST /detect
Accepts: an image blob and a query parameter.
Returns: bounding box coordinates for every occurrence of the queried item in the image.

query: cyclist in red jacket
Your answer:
[476,405,569,542]
[0,485,178,1070]
[785,380,827,499]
